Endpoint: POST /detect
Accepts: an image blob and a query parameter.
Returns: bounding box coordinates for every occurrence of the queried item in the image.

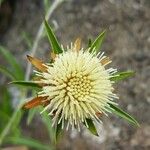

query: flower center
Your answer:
[66,74,92,101]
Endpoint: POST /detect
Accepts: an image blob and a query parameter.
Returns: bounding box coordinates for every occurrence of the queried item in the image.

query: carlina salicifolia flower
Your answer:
[19,20,139,137]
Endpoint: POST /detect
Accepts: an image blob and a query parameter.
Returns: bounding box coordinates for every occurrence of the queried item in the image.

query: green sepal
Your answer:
[110,71,135,82]
[89,30,106,54]
[107,103,139,127]
[44,20,63,54]
[85,118,98,136]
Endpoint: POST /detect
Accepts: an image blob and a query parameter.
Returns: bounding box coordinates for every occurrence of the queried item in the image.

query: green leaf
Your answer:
[44,0,51,13]
[55,121,63,143]
[0,65,16,80]
[22,31,33,49]
[0,111,10,133]
[44,20,63,54]
[11,110,22,137]
[9,81,41,89]
[0,46,24,80]
[7,136,51,150]
[110,71,135,82]
[27,108,38,125]
[0,87,12,114]
[107,103,139,126]
[0,87,13,134]
[89,30,106,53]
[88,38,92,48]
[39,107,54,141]
[85,118,98,136]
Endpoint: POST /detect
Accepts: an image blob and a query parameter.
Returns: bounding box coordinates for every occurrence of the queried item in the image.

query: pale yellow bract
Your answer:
[34,44,118,131]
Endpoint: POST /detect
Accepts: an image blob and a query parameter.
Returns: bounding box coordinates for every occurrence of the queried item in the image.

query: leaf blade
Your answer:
[110,71,135,82]
[27,108,37,125]
[0,65,16,80]
[9,81,41,89]
[107,103,139,127]
[89,30,106,53]
[55,121,63,143]
[85,118,98,136]
[7,136,51,150]
[44,20,63,54]
[39,107,54,142]
[0,46,24,80]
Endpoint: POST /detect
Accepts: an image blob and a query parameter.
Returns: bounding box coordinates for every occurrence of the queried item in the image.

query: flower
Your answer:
[24,39,118,131]
[19,21,138,137]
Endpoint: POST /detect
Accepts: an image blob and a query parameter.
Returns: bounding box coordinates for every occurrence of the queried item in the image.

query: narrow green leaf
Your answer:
[88,38,92,48]
[55,121,63,143]
[22,31,33,49]
[107,103,139,126]
[39,107,54,141]
[0,46,24,80]
[110,71,135,82]
[7,136,51,150]
[44,20,63,54]
[27,108,37,125]
[0,87,12,114]
[44,0,51,13]
[11,110,22,137]
[9,81,41,89]
[89,30,106,53]
[0,111,10,133]
[85,118,98,136]
[0,65,16,80]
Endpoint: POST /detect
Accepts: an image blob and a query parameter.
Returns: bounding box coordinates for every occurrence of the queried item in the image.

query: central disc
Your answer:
[66,74,92,101]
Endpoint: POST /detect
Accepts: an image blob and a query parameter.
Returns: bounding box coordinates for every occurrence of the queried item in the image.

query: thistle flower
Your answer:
[16,20,138,138]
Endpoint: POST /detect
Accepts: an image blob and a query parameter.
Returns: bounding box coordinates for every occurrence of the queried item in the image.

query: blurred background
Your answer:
[0,0,150,150]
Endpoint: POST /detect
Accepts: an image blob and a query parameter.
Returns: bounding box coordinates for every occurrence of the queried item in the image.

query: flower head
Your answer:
[25,40,118,131]
[22,21,138,137]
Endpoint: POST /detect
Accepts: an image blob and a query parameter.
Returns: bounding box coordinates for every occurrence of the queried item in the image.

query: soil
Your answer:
[0,0,150,150]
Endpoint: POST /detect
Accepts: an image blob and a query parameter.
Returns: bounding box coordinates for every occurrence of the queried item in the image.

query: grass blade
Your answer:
[0,46,24,80]
[22,31,33,49]
[44,20,63,54]
[110,71,135,82]
[107,103,139,126]
[7,136,51,150]
[0,66,16,80]
[27,108,38,125]
[89,30,106,53]
[39,107,54,142]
